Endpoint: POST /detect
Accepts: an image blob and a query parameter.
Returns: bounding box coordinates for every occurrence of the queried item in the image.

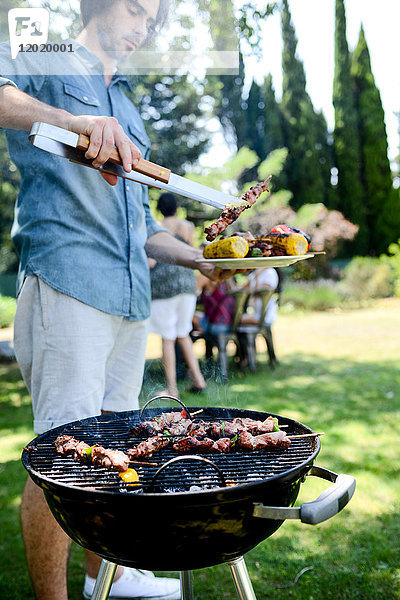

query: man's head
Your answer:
[80,0,169,57]
[157,193,178,217]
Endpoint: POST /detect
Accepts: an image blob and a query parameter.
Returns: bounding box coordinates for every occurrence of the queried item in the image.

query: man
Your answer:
[0,1,216,598]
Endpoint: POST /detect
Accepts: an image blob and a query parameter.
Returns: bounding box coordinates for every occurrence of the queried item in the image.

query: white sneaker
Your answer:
[83,567,181,600]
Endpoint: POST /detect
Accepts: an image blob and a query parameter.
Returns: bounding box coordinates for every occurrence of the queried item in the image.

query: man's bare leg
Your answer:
[85,551,123,580]
[161,338,179,398]
[177,336,206,390]
[22,477,124,600]
[21,478,72,600]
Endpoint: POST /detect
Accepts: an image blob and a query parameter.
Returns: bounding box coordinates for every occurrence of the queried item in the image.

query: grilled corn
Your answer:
[263,232,308,255]
[203,236,249,259]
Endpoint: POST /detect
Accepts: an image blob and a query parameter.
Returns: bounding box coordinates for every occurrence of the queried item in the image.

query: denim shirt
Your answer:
[0,40,164,320]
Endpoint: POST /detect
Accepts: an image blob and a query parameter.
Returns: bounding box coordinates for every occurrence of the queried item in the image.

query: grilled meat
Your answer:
[172,436,215,453]
[132,413,277,441]
[173,429,290,454]
[55,414,289,467]
[237,430,291,450]
[131,412,194,437]
[207,416,276,438]
[91,447,130,472]
[204,177,272,242]
[54,435,92,460]
[54,434,130,472]
[128,436,171,459]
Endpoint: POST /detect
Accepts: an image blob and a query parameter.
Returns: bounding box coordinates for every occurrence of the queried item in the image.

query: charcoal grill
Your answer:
[22,401,355,600]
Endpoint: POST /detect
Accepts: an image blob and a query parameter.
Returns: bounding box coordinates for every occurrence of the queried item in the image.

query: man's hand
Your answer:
[68,115,141,186]
[145,232,251,281]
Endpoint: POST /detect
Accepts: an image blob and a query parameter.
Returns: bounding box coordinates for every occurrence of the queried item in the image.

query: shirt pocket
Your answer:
[128,123,151,160]
[64,82,100,115]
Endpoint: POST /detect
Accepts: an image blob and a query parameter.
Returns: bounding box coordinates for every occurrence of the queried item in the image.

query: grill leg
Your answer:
[180,570,194,600]
[228,557,257,600]
[90,560,118,600]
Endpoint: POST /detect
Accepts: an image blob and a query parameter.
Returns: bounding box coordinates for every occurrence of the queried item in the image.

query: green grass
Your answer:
[1,299,400,599]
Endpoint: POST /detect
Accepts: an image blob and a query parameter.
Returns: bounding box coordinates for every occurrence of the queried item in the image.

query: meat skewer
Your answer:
[127,436,171,459]
[131,413,279,439]
[204,176,272,242]
[55,434,130,473]
[287,432,324,439]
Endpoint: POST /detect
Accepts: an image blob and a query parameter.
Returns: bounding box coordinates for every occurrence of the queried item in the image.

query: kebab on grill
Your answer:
[204,177,272,242]
[130,411,279,439]
[171,430,290,454]
[54,434,130,472]
[127,411,291,458]
[54,413,292,470]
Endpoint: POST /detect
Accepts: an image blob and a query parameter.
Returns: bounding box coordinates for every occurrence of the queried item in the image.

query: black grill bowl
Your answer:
[22,407,320,571]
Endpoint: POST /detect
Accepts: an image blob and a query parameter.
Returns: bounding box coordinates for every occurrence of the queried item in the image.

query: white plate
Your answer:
[195,254,315,269]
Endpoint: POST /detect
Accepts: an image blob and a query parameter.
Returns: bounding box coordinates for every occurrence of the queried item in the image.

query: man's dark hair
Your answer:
[80,0,169,45]
[157,193,177,217]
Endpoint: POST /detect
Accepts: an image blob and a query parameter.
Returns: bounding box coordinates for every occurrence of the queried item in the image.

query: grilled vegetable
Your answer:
[203,236,249,259]
[270,224,311,250]
[263,232,308,256]
[119,468,139,485]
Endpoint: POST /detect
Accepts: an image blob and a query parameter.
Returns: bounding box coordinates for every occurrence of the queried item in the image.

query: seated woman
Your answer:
[194,273,236,336]
[240,267,279,327]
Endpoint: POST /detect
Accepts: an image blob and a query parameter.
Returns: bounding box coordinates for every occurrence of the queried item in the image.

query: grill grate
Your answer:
[25,408,319,494]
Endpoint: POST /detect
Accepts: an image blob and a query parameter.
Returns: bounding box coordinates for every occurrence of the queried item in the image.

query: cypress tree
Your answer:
[280,0,326,209]
[214,52,246,149]
[261,75,287,189]
[243,80,264,159]
[333,0,367,254]
[351,25,400,255]
[261,74,285,157]
[314,110,337,210]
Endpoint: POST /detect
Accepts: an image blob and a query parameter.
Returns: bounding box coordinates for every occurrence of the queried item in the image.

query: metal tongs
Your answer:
[29,122,239,210]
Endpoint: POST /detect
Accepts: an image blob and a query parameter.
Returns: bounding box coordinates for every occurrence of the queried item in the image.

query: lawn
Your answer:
[0,298,399,599]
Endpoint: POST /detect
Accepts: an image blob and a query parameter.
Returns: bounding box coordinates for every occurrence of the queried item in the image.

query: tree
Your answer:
[212,52,246,150]
[0,134,20,275]
[314,110,337,210]
[130,74,210,176]
[261,75,285,159]
[351,26,400,255]
[333,0,367,254]
[280,0,327,210]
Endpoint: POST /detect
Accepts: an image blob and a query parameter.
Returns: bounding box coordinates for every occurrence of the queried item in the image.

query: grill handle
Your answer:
[140,396,192,420]
[149,455,227,490]
[252,466,356,525]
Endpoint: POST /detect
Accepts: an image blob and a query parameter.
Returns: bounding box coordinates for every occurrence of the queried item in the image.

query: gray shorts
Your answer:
[14,276,149,434]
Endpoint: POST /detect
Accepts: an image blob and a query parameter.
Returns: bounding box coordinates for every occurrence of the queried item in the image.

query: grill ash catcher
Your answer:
[22,397,356,600]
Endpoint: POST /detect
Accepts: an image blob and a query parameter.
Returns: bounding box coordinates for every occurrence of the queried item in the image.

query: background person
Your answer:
[194,273,236,336]
[0,1,217,598]
[241,267,280,328]
[149,193,206,397]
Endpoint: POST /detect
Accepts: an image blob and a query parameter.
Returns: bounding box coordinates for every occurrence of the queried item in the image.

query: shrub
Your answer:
[382,238,400,297]
[0,295,17,328]
[280,281,342,311]
[339,256,394,300]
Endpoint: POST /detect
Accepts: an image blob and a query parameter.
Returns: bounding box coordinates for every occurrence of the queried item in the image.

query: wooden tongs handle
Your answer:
[76,133,171,184]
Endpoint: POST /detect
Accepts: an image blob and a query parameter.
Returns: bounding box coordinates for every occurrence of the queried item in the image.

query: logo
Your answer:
[8,8,49,59]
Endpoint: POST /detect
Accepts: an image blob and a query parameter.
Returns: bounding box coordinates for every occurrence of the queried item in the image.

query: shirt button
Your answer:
[83,95,88,101]
[126,185,130,191]
[129,223,133,229]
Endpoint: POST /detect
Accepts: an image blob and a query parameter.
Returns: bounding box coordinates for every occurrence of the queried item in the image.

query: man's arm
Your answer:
[145,230,233,280]
[0,84,140,181]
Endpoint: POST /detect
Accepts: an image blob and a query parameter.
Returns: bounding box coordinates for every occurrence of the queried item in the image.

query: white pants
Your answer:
[149,294,196,340]
[14,276,149,434]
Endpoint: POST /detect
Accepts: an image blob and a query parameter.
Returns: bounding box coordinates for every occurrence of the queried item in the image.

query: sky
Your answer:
[246,0,400,164]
